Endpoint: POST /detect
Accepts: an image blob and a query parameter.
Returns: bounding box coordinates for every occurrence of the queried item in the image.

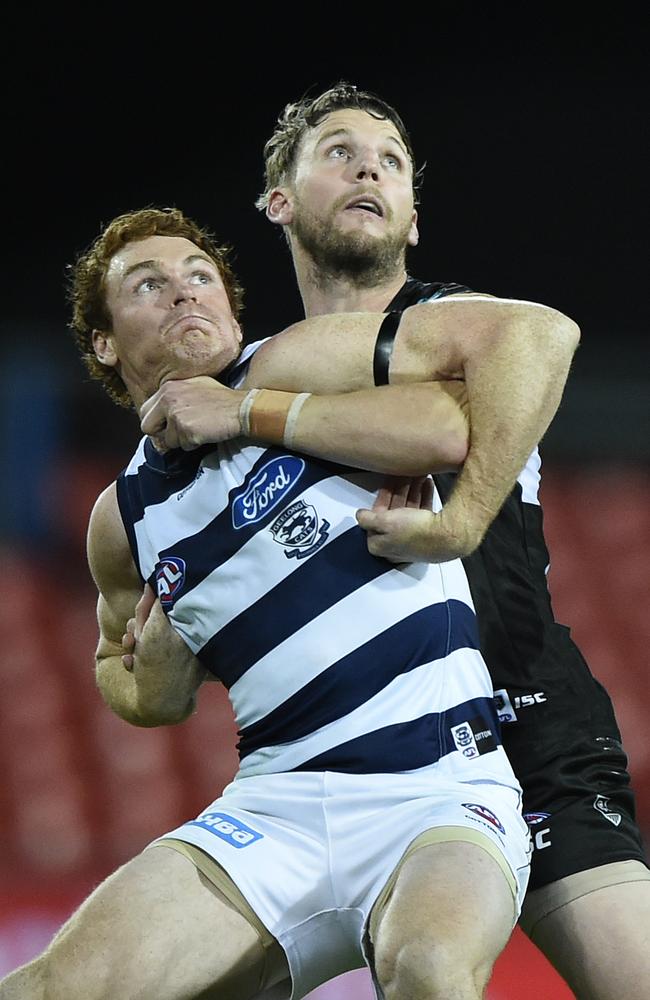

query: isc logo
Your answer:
[189,812,263,848]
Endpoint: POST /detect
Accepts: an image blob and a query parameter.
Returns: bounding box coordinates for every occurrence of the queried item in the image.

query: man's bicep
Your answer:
[243,313,383,393]
[87,482,143,652]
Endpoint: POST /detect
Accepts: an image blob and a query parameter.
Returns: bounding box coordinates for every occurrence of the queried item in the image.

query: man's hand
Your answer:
[118,581,207,722]
[121,582,201,674]
[140,376,246,452]
[356,477,484,564]
[122,582,156,671]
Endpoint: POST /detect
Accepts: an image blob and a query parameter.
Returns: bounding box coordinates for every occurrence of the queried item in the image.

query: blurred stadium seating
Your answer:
[0,463,647,998]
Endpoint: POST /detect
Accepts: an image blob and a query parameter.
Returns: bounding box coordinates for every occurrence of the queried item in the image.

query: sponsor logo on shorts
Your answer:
[593,795,622,827]
[188,812,264,847]
[156,557,187,606]
[451,717,498,758]
[524,812,552,850]
[462,803,506,834]
[232,456,305,529]
[494,688,547,724]
[270,499,330,560]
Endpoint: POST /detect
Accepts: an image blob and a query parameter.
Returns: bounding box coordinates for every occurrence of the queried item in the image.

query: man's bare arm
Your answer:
[245,296,579,557]
[368,296,580,557]
[87,484,206,726]
[140,295,578,559]
[141,377,468,476]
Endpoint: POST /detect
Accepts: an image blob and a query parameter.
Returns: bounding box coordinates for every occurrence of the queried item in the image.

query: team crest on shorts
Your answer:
[451,717,498,758]
[593,795,622,827]
[270,500,330,560]
[493,688,517,723]
[524,812,551,826]
[155,556,186,607]
[462,803,506,834]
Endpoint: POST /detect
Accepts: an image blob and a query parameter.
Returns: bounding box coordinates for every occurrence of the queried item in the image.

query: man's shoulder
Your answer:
[389,277,479,310]
[226,338,274,388]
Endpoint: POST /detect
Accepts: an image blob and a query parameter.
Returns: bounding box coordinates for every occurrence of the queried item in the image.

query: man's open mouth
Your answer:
[345,196,384,218]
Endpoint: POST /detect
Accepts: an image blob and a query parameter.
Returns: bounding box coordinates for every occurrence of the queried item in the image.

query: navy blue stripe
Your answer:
[237,600,478,758]
[121,440,210,524]
[115,474,145,583]
[149,449,347,606]
[201,525,393,685]
[290,698,501,774]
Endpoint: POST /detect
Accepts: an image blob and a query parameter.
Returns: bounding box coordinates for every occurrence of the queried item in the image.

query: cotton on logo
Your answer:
[155,557,186,607]
[462,803,506,834]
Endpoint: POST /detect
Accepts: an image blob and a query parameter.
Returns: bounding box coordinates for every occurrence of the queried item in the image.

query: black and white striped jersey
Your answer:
[116,434,517,787]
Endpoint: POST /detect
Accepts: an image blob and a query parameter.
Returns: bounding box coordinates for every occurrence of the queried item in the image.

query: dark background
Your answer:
[2,12,647,434]
[2,12,647,471]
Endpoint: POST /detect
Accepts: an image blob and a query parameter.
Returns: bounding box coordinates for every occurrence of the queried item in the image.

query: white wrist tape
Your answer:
[239,388,262,436]
[283,392,312,449]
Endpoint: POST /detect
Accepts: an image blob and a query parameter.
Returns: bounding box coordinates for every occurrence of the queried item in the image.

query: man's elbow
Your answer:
[440,426,469,471]
[550,309,581,356]
[520,302,581,358]
[421,425,468,474]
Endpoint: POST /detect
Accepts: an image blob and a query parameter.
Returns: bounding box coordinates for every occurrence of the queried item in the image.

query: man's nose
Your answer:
[355,148,381,182]
[171,278,198,305]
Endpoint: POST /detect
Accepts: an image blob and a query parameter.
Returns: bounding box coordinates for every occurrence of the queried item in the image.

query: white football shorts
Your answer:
[150,762,531,999]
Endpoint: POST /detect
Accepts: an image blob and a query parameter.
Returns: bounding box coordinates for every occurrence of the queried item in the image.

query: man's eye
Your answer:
[135,277,160,293]
[384,155,402,170]
[328,145,350,160]
[189,271,213,285]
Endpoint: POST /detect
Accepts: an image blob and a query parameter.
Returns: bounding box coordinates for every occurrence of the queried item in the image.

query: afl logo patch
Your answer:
[524,812,551,826]
[232,456,305,529]
[156,556,186,607]
[462,803,506,834]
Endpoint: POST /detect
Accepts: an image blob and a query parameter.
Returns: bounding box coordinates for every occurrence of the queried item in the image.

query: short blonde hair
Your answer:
[68,207,244,408]
[256,81,422,212]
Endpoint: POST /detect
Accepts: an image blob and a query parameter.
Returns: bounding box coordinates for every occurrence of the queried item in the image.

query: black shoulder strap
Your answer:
[373,311,403,386]
[374,277,476,385]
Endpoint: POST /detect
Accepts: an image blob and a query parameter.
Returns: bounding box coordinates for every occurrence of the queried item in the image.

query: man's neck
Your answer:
[293,248,408,317]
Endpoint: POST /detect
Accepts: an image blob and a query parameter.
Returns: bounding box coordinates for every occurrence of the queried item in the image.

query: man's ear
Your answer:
[92,329,119,367]
[266,188,294,227]
[408,209,419,248]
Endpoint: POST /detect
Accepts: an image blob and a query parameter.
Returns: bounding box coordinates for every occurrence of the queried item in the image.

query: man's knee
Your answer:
[374,936,485,999]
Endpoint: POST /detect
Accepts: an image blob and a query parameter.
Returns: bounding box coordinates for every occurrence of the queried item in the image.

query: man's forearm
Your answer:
[242,382,468,474]
[95,653,202,727]
[141,376,468,474]
[246,298,579,557]
[391,298,580,547]
[142,297,577,550]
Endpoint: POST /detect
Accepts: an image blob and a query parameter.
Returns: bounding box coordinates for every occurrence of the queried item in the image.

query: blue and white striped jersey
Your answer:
[117,435,516,786]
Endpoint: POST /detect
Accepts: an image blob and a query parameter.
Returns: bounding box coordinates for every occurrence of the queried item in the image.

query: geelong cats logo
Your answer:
[270,500,330,560]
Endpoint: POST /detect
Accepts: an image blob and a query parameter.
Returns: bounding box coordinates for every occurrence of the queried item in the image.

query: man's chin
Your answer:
[166,345,241,383]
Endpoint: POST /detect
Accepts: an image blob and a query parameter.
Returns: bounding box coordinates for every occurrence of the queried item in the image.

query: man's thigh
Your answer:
[40,845,277,1000]
[370,838,517,994]
[522,861,650,1000]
